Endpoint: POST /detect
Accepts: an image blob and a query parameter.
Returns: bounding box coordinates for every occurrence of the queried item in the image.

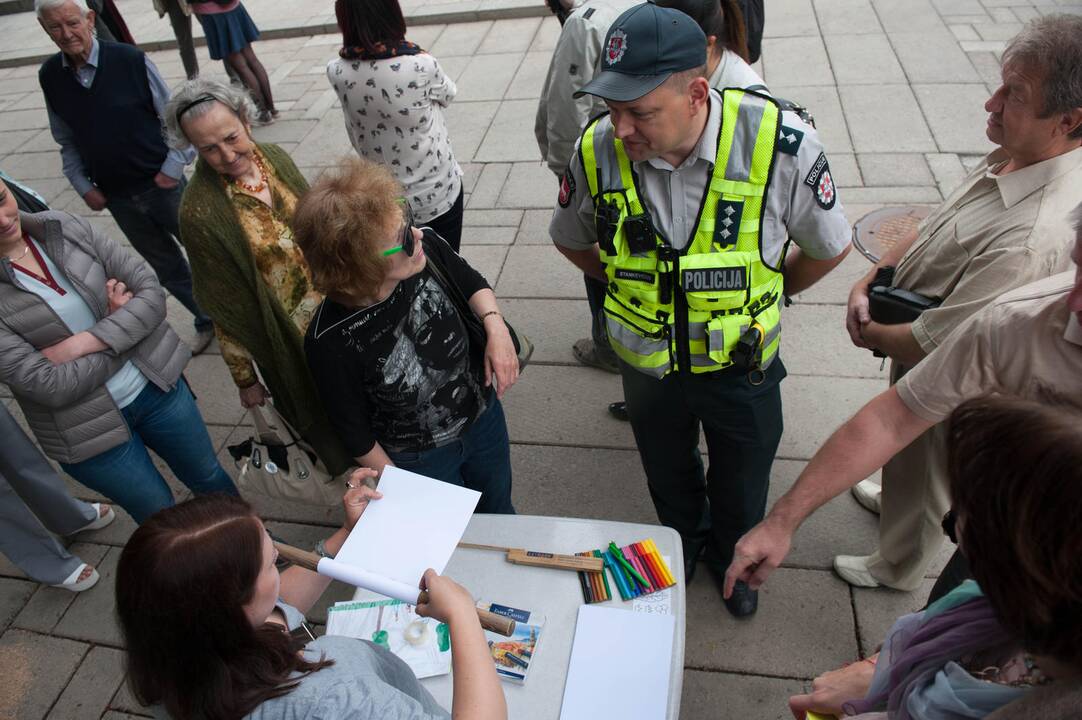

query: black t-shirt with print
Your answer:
[304,232,491,457]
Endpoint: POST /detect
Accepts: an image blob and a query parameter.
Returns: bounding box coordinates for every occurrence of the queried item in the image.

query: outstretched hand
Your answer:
[723,517,793,598]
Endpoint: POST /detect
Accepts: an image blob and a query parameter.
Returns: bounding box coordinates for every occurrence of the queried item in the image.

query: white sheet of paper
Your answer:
[334,466,480,589]
[559,605,675,720]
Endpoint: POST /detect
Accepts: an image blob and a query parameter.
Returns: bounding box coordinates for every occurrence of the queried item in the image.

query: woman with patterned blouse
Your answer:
[166,79,351,476]
[328,0,465,251]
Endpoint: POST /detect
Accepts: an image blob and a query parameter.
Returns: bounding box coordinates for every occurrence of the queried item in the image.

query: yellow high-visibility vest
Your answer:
[580,88,785,378]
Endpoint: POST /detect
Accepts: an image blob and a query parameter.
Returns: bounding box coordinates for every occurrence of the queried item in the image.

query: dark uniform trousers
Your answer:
[620,357,786,572]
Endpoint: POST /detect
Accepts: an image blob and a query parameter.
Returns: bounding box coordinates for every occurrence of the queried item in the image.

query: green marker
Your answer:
[608,541,648,588]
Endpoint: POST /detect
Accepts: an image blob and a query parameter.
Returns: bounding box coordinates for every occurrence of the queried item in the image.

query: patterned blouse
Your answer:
[215,150,322,388]
[327,52,462,224]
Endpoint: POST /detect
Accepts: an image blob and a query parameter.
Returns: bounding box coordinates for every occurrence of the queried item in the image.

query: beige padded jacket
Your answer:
[0,211,190,463]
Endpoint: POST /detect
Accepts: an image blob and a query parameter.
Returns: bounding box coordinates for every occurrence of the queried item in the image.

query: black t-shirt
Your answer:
[304,232,491,457]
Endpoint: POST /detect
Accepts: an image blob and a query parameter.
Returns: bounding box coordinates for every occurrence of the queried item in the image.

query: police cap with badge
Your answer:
[573,0,706,102]
[571,2,707,266]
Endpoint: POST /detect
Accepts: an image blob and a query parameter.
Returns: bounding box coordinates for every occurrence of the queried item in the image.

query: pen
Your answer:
[604,549,632,599]
[610,541,649,588]
[593,549,612,599]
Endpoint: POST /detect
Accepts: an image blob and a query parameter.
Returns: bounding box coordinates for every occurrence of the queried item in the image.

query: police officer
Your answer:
[549,2,851,616]
[538,0,638,392]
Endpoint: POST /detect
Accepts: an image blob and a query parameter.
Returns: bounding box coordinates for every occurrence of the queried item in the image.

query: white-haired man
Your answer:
[35,0,212,352]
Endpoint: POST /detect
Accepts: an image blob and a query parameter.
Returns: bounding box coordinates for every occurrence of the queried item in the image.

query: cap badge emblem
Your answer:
[605,29,628,65]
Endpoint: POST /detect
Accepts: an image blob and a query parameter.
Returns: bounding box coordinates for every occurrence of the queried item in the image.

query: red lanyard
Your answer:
[13,234,66,296]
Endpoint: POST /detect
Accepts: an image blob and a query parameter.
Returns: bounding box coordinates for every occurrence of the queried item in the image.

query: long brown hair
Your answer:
[115,495,333,720]
[947,394,1082,669]
[657,0,750,63]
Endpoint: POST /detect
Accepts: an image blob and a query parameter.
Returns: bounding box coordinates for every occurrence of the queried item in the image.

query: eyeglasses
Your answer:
[941,510,958,544]
[380,202,416,257]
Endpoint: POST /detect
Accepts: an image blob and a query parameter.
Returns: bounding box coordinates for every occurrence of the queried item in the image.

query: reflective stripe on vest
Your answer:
[580,89,784,377]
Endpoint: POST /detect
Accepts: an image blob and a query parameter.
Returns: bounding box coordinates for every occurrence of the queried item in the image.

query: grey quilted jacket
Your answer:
[0,211,190,463]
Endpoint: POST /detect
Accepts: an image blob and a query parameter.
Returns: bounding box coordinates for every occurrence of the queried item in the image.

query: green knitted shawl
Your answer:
[178,143,350,474]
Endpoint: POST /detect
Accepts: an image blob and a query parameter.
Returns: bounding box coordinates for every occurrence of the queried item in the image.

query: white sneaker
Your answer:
[833,555,881,588]
[851,479,882,514]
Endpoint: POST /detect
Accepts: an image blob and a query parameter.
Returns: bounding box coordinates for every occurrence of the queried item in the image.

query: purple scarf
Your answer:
[844,596,1013,720]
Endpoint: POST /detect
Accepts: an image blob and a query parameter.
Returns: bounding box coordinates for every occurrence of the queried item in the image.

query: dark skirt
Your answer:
[196,4,260,60]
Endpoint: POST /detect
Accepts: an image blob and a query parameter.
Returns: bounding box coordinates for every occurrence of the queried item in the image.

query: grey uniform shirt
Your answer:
[550,88,851,266]
[535,0,640,176]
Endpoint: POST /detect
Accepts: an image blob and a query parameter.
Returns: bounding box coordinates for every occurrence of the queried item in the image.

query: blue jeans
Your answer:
[61,379,237,523]
[387,398,514,514]
[106,178,212,331]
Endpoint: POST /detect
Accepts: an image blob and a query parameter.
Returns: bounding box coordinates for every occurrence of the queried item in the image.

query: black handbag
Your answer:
[422,235,533,371]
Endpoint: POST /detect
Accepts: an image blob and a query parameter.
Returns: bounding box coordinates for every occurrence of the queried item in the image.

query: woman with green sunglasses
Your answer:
[297,158,518,512]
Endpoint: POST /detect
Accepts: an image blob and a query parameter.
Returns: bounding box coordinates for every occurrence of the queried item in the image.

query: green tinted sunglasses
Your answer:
[381,202,416,257]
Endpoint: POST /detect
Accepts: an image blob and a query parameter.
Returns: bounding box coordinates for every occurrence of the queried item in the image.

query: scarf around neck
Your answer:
[339,40,422,60]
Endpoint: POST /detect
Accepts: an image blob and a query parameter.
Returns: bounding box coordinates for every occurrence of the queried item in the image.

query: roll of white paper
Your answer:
[316,557,422,605]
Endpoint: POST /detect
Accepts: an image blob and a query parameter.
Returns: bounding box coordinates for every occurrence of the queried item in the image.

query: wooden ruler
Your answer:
[458,542,604,572]
[273,542,515,636]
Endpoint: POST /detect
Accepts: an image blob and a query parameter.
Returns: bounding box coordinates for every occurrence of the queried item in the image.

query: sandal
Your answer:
[52,563,100,592]
[75,503,115,534]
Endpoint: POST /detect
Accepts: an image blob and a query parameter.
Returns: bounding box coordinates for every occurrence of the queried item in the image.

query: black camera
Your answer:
[867,266,940,325]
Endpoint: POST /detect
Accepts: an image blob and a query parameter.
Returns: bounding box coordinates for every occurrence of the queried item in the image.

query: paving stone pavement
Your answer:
[2,0,1080,717]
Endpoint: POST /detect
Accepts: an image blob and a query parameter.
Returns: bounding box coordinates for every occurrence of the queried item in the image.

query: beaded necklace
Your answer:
[232,151,268,194]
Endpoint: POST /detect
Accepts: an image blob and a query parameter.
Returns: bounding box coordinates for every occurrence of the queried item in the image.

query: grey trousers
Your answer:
[0,405,96,584]
[162,0,199,79]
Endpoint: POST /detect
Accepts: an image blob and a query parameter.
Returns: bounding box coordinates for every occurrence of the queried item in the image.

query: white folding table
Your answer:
[350,514,686,720]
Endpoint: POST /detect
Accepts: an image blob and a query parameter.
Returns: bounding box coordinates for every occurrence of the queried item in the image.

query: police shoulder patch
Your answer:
[558,168,576,208]
[777,125,804,156]
[803,152,836,210]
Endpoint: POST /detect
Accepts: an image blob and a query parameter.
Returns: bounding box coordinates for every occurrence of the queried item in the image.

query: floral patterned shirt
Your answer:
[215,152,323,388]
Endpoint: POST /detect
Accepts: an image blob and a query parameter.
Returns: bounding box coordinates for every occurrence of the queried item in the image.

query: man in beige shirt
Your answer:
[723,202,1082,598]
[833,14,1082,590]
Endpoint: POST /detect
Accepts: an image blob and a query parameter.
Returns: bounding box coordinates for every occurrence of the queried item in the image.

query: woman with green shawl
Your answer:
[165,78,351,476]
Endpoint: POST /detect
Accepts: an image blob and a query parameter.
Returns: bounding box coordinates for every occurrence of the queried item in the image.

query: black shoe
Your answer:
[608,401,629,421]
[722,579,758,618]
[684,552,699,585]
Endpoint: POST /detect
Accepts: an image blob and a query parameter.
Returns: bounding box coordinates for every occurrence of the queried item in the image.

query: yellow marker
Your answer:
[645,538,675,585]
